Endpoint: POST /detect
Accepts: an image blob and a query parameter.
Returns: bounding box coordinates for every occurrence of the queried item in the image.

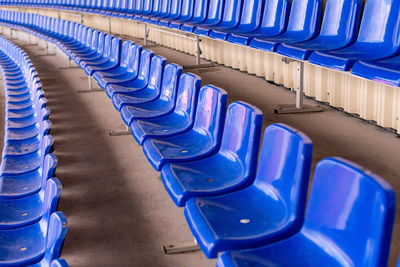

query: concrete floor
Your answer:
[2,36,400,266]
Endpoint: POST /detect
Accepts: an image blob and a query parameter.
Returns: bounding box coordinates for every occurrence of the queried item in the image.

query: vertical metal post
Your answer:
[88,75,92,90]
[144,24,148,46]
[296,61,304,109]
[195,35,201,65]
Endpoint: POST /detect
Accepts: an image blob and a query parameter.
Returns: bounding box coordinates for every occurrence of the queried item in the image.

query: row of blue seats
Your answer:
[1,0,400,87]
[0,36,68,266]
[1,10,398,266]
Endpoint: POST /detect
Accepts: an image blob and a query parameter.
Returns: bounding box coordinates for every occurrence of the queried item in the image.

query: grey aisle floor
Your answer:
[5,36,400,267]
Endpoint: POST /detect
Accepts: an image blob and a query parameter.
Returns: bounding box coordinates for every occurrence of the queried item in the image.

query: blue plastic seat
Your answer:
[130,73,201,145]
[0,211,68,267]
[112,55,166,110]
[277,0,362,60]
[184,123,313,258]
[158,0,182,26]
[96,44,142,90]
[217,157,396,267]
[160,101,262,207]
[351,56,400,87]
[1,133,53,176]
[309,0,400,71]
[73,32,106,64]
[0,139,57,199]
[193,0,224,36]
[0,171,61,230]
[81,36,122,76]
[92,41,133,82]
[120,63,182,125]
[207,0,251,40]
[168,0,196,29]
[3,117,51,158]
[143,85,227,171]
[105,49,153,98]
[249,0,322,52]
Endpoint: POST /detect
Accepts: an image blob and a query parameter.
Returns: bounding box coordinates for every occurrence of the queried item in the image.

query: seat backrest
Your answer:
[126,44,142,75]
[40,134,55,165]
[126,0,134,13]
[174,73,201,118]
[147,55,166,93]
[90,30,99,51]
[41,153,58,193]
[193,85,227,144]
[136,49,154,82]
[168,0,182,20]
[279,0,323,40]
[134,0,143,14]
[253,123,313,228]
[304,157,396,267]
[190,0,208,24]
[219,102,263,180]
[215,0,243,29]
[150,0,161,16]
[103,35,114,58]
[176,0,195,21]
[84,28,93,47]
[118,0,128,12]
[159,63,183,103]
[110,37,122,62]
[315,0,362,46]
[159,0,171,17]
[354,0,400,56]
[231,0,264,33]
[43,177,63,219]
[142,0,154,15]
[96,32,106,54]
[202,0,224,25]
[43,212,68,265]
[120,41,133,68]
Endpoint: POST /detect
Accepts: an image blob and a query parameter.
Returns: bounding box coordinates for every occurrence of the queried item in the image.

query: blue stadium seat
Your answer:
[0,211,68,266]
[112,55,166,110]
[169,0,195,29]
[143,0,163,23]
[193,0,224,36]
[96,44,142,90]
[1,134,53,176]
[0,171,61,230]
[249,0,322,52]
[105,49,153,98]
[351,57,400,87]
[92,41,134,83]
[130,72,201,145]
[158,0,182,27]
[120,63,182,125]
[309,0,400,71]
[216,158,396,267]
[82,36,122,76]
[3,119,51,158]
[143,85,228,171]
[277,0,362,60]
[0,142,58,199]
[160,101,262,207]
[183,123,313,258]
